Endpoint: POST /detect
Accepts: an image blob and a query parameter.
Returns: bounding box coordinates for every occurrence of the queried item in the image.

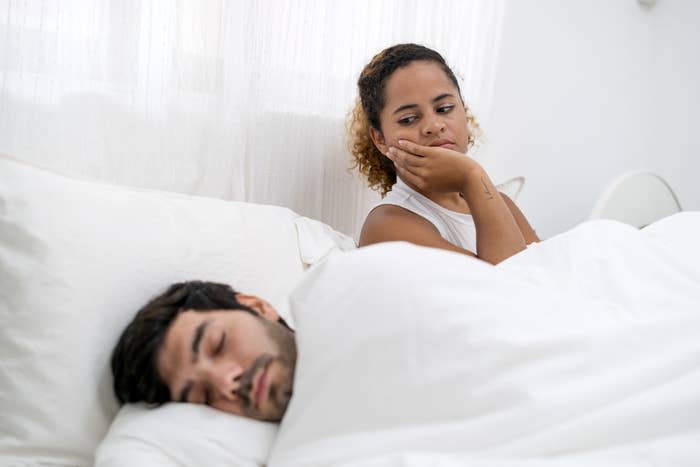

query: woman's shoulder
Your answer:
[359,204,440,247]
[366,203,420,221]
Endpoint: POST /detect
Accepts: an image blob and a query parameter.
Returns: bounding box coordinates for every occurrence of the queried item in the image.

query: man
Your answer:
[111,281,297,422]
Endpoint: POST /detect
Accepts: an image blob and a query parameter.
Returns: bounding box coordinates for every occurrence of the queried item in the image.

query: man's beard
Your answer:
[236,319,296,421]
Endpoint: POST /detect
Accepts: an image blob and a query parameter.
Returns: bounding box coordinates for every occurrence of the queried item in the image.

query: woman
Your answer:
[348,43,538,264]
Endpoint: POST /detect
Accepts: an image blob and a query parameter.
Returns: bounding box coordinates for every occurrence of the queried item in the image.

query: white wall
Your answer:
[480,0,699,238]
[2,1,697,240]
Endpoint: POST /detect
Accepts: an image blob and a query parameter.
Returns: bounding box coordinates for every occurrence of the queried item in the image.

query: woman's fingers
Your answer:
[387,154,420,178]
[387,140,479,193]
[391,159,425,190]
[387,146,425,168]
[386,149,424,178]
[397,139,428,156]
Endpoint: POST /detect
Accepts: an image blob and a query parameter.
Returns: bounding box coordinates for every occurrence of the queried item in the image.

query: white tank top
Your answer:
[374,177,477,253]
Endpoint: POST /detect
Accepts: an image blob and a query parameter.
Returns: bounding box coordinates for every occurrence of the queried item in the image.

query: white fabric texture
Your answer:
[374,177,478,252]
[95,404,278,467]
[269,213,700,467]
[0,0,505,239]
[0,154,345,467]
[294,217,357,266]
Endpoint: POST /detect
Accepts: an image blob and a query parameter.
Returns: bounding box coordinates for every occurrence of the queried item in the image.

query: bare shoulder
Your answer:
[360,205,438,245]
[359,204,472,256]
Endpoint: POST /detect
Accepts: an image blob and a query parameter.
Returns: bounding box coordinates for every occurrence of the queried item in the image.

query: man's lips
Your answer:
[253,363,270,410]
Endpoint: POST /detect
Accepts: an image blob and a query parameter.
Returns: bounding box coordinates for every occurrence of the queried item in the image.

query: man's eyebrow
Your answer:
[191,319,212,363]
[392,93,456,115]
[178,381,193,403]
[176,319,212,403]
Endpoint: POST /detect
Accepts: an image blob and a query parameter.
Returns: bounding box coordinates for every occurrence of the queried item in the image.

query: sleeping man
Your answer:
[111,280,297,422]
[111,215,700,463]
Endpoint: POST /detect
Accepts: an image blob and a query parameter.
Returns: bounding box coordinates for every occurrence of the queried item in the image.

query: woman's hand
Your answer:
[387,139,527,264]
[387,139,482,194]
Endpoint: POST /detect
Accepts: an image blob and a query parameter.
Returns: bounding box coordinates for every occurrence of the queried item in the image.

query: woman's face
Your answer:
[370,60,470,155]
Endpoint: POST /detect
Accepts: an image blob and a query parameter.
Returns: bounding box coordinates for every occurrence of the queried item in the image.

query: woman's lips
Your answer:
[429,140,457,150]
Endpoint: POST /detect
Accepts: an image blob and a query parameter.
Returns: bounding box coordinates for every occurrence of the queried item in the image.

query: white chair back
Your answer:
[590,171,682,228]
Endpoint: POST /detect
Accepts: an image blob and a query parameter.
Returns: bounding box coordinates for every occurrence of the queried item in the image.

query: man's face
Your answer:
[156,299,296,422]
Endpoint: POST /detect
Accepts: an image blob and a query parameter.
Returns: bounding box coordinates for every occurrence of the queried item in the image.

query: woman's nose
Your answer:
[423,117,445,135]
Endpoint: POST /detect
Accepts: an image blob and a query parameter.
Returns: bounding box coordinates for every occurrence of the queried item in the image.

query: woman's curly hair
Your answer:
[347,43,481,196]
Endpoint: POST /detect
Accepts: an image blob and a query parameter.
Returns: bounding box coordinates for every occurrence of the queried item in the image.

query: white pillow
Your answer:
[0,154,345,466]
[95,404,277,467]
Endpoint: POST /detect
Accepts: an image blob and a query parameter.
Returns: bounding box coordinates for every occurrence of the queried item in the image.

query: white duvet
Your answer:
[268,213,700,467]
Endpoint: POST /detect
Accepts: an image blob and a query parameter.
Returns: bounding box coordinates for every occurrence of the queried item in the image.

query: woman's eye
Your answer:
[398,116,417,125]
[437,104,455,114]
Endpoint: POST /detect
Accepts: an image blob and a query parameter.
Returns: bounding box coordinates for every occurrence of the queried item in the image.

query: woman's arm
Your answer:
[457,167,527,263]
[501,193,540,244]
[386,140,526,264]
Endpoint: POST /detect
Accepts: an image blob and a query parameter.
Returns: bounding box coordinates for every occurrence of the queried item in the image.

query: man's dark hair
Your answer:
[111,280,257,406]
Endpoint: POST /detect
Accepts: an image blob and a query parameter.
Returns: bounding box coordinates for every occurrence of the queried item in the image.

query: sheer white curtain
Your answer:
[0,0,505,238]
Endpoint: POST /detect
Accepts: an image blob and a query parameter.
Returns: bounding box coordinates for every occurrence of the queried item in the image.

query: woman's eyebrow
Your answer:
[392,93,455,115]
[432,92,454,102]
[393,103,417,115]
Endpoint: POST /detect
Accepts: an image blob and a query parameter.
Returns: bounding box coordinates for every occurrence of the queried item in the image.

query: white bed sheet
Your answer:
[269,213,700,467]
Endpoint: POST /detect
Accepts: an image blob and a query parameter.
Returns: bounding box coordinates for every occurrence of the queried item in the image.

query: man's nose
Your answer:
[204,361,245,401]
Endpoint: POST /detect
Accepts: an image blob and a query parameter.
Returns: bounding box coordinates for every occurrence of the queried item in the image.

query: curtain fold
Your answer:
[0,0,504,238]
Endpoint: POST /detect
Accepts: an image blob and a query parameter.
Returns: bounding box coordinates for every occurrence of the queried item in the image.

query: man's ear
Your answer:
[235,293,280,322]
[369,126,389,156]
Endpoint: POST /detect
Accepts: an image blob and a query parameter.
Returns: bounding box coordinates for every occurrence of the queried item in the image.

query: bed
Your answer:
[1,153,699,467]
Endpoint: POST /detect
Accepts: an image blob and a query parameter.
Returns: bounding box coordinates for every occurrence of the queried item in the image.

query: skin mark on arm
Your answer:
[480,176,494,199]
